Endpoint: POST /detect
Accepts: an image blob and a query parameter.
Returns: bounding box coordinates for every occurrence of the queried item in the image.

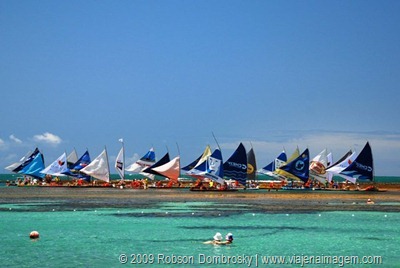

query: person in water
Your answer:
[203,232,233,245]
[203,232,223,244]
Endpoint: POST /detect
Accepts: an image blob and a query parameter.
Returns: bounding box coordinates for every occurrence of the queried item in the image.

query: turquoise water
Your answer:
[0,202,399,267]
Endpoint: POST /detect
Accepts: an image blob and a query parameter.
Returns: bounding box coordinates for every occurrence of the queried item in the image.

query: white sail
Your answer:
[326,152,333,182]
[67,149,79,165]
[326,151,357,182]
[125,147,155,172]
[115,146,124,180]
[5,150,32,171]
[150,156,180,182]
[309,149,329,183]
[81,149,110,182]
[40,152,68,176]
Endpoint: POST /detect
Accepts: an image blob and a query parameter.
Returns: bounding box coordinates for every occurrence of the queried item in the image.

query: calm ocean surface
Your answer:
[0,201,399,267]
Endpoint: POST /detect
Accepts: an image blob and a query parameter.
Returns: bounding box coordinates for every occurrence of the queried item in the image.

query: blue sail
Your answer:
[279,149,309,183]
[19,153,45,179]
[204,148,224,184]
[12,147,40,173]
[260,151,287,173]
[223,143,247,186]
[188,148,224,184]
[140,148,156,162]
[62,150,91,181]
[340,142,373,181]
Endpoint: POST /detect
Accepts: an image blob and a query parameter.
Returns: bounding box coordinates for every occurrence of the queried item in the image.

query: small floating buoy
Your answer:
[384,215,387,218]
[352,214,355,217]
[29,231,39,239]
[318,214,321,217]
[9,208,12,210]
[252,213,255,216]
[192,212,195,215]
[52,209,55,212]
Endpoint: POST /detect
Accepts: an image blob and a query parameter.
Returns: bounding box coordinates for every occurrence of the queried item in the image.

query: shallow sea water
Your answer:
[0,201,399,267]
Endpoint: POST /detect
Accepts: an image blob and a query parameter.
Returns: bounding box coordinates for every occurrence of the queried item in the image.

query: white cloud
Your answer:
[9,134,22,144]
[0,138,4,149]
[33,132,62,145]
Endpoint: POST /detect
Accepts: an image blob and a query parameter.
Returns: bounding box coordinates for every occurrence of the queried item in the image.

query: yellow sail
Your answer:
[275,147,301,180]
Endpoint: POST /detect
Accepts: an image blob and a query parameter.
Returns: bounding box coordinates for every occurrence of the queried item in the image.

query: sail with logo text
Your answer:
[125,147,156,174]
[258,150,287,178]
[223,143,248,186]
[81,148,110,182]
[334,142,374,184]
[309,149,329,183]
[277,148,310,183]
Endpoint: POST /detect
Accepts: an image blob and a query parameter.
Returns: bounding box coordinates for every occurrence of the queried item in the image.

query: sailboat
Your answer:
[115,139,125,181]
[18,151,46,180]
[9,148,41,173]
[125,147,156,173]
[223,143,248,187]
[182,145,211,172]
[62,150,91,181]
[144,154,181,187]
[246,146,259,189]
[258,150,287,179]
[326,150,356,182]
[278,148,310,186]
[41,152,69,177]
[333,142,374,185]
[5,149,33,172]
[189,148,229,191]
[274,147,301,181]
[5,147,45,181]
[67,149,78,169]
[81,148,110,183]
[309,149,329,184]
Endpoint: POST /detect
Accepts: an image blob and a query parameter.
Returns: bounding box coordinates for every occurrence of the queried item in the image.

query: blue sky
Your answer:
[1,0,400,176]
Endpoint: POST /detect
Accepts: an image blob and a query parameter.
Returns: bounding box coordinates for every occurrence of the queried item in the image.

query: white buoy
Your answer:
[29,231,39,239]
